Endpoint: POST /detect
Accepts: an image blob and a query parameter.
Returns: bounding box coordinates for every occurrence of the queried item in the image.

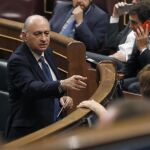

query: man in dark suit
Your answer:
[86,0,141,71]
[87,0,150,71]
[5,15,87,141]
[50,0,108,53]
[122,2,150,93]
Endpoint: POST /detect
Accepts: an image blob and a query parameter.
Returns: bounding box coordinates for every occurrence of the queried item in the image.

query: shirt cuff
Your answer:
[58,81,65,94]
[140,48,147,54]
[75,22,82,27]
[110,16,119,23]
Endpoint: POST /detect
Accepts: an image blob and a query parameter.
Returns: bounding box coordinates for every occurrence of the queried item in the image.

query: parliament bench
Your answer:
[4,61,117,148]
[19,115,150,150]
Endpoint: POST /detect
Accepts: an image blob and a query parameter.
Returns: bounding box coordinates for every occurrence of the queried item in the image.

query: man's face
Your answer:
[23,19,50,55]
[129,14,142,31]
[72,0,91,10]
[132,0,141,4]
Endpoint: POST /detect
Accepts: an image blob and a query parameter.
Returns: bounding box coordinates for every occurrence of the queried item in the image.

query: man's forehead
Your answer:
[129,15,141,25]
[132,0,141,4]
[129,15,138,21]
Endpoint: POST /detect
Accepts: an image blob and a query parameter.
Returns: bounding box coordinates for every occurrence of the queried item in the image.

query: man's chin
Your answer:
[37,47,47,54]
[39,45,48,50]
[39,48,47,52]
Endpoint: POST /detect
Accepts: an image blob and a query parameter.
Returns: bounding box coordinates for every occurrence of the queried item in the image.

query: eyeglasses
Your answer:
[130,20,138,25]
[32,31,50,38]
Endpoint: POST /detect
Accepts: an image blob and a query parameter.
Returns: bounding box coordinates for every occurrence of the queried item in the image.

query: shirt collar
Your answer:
[30,49,44,62]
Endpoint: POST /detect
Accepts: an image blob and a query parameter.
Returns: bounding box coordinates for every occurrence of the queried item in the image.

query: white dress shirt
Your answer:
[31,50,57,81]
[110,16,135,61]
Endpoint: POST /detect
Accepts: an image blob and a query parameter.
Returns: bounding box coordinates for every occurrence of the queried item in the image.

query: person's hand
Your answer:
[112,2,128,17]
[60,96,73,110]
[60,75,87,91]
[135,24,149,53]
[72,6,83,25]
[109,51,126,62]
[77,99,107,117]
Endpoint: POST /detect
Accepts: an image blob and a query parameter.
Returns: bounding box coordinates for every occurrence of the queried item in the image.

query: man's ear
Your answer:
[20,32,27,41]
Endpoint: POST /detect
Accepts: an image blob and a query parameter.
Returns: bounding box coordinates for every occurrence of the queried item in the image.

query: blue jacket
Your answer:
[50,3,108,53]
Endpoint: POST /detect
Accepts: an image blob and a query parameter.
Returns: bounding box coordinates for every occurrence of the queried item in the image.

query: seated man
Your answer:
[122,2,150,93]
[5,15,87,141]
[50,0,108,53]
[86,0,147,71]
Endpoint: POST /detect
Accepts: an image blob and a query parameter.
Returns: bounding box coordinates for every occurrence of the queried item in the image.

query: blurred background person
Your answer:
[50,0,108,53]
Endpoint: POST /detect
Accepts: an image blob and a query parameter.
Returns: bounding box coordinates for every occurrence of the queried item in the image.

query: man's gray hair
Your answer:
[22,15,49,32]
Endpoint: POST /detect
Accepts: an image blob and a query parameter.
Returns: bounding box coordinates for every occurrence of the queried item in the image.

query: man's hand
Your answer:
[72,6,83,25]
[135,24,149,53]
[60,75,87,91]
[112,2,128,17]
[60,96,73,110]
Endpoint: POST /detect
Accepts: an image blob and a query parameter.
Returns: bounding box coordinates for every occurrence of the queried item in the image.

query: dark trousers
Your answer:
[123,77,140,94]
[5,126,38,141]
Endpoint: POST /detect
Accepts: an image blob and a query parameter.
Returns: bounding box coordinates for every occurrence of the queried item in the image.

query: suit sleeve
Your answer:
[139,49,150,67]
[123,49,150,78]
[106,23,120,49]
[106,23,130,50]
[75,12,108,51]
[8,57,64,100]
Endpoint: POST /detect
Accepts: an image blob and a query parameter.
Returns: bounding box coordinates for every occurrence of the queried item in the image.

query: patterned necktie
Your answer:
[39,56,53,81]
[39,56,61,121]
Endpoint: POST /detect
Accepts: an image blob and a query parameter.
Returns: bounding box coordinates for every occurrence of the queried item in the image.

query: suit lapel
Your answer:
[120,24,132,44]
[22,43,60,81]
[44,49,60,80]
[23,44,48,81]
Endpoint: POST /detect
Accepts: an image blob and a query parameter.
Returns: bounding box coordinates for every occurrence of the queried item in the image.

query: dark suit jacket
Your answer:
[5,43,64,139]
[120,45,150,93]
[123,46,150,78]
[50,3,108,53]
[106,22,132,50]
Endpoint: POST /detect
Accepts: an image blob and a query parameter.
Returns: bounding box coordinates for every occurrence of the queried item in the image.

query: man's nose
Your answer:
[40,33,48,40]
[77,0,82,3]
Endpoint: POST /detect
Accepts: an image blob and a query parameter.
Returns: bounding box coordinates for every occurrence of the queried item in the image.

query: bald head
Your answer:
[21,15,50,55]
[22,15,50,32]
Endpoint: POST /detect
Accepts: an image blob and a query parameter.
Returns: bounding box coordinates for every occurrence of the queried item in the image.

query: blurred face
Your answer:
[72,0,91,10]
[132,0,141,4]
[23,19,50,55]
[129,14,142,31]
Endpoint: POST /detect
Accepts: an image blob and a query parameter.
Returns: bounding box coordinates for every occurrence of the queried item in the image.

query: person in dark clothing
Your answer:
[5,15,87,141]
